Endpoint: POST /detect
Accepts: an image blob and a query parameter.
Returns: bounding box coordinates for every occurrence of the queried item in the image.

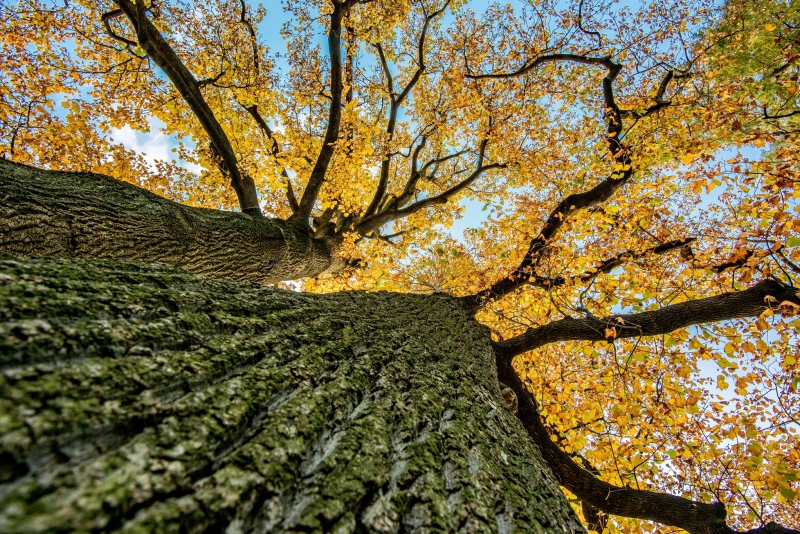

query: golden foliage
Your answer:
[2,0,799,530]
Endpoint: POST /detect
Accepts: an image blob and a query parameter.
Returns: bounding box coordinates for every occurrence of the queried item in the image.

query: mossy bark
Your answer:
[0,256,583,533]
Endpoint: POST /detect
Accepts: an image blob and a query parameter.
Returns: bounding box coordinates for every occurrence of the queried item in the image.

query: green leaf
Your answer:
[786,237,800,248]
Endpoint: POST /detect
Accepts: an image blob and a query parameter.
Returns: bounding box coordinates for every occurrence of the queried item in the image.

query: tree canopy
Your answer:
[1,0,800,532]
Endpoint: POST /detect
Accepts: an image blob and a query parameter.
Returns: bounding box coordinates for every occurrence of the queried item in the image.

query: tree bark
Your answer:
[0,160,341,284]
[0,255,584,533]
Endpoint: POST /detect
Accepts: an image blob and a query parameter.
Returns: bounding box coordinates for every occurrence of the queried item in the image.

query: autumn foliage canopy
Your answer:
[2,0,800,531]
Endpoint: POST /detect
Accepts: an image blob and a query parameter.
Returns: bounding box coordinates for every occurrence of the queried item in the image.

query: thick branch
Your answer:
[390,135,429,209]
[0,160,343,284]
[495,348,800,534]
[111,0,261,215]
[293,2,350,223]
[466,53,618,81]
[494,279,800,361]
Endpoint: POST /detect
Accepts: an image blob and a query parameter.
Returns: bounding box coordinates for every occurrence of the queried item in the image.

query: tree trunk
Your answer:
[0,160,341,284]
[0,256,583,533]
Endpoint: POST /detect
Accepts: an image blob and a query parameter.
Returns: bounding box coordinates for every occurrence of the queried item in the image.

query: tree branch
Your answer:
[101,9,138,48]
[197,70,226,87]
[460,164,632,309]
[462,55,691,311]
[238,0,259,72]
[527,238,695,290]
[374,42,394,98]
[495,344,800,534]
[242,104,298,213]
[292,1,352,223]
[762,106,800,120]
[357,163,505,233]
[390,140,471,212]
[494,279,800,361]
[577,0,602,50]
[620,69,690,119]
[466,53,619,81]
[111,0,261,215]
[357,137,504,234]
[364,2,450,218]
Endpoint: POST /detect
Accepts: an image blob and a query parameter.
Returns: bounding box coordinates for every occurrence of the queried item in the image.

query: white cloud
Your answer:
[111,119,203,174]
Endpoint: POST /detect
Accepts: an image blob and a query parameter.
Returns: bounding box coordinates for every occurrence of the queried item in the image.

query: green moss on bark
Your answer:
[0,256,583,533]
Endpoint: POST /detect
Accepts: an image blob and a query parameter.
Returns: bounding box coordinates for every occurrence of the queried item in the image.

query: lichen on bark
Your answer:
[0,256,583,533]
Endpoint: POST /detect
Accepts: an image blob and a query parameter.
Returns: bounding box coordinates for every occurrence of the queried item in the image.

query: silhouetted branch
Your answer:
[577,0,602,50]
[494,279,800,361]
[364,2,450,218]
[495,330,800,534]
[527,238,695,290]
[462,54,694,311]
[293,0,358,223]
[238,0,259,72]
[197,70,226,87]
[357,137,504,233]
[763,106,800,120]
[620,69,690,119]
[460,165,631,309]
[466,53,619,82]
[101,9,137,47]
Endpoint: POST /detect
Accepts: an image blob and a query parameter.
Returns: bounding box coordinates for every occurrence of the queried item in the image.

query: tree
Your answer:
[0,253,588,533]
[1,0,799,532]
